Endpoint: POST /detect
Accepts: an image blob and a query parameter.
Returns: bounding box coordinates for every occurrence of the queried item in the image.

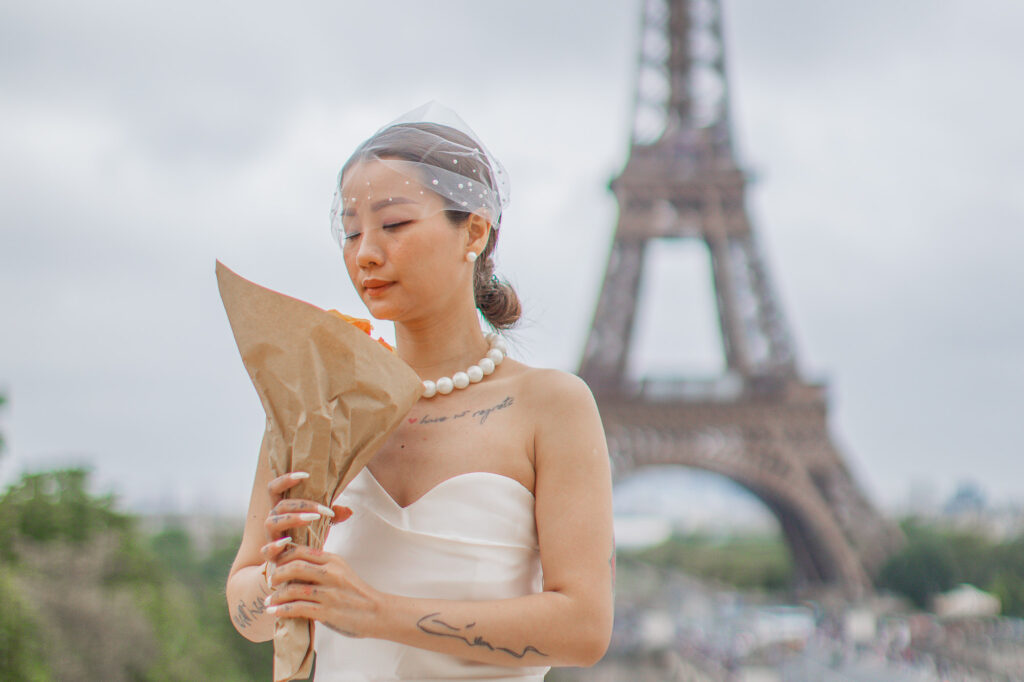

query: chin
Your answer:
[361,299,401,322]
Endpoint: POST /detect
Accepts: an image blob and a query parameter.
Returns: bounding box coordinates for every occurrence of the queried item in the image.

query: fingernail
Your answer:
[264,595,273,606]
[266,605,279,614]
[272,536,291,548]
[298,512,320,522]
[289,472,310,481]
[316,504,335,518]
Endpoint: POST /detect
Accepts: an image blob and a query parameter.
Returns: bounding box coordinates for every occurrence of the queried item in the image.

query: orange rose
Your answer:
[328,310,394,352]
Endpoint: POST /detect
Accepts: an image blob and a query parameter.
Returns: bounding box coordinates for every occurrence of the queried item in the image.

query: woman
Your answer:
[226,103,614,681]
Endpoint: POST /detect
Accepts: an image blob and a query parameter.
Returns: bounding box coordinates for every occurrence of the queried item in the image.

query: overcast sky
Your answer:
[2,1,1022,518]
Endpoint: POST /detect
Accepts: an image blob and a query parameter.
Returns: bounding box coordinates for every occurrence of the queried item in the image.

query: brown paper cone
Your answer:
[216,261,422,680]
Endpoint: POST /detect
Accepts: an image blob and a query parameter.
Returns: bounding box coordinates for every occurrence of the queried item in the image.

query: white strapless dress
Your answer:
[314,468,550,682]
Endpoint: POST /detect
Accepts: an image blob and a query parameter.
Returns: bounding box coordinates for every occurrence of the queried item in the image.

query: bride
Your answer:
[226,103,614,681]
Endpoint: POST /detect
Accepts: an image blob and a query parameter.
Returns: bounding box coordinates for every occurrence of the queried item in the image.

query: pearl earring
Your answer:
[466,251,478,264]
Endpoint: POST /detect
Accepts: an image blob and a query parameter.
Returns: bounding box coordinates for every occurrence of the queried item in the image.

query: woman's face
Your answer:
[339,159,475,324]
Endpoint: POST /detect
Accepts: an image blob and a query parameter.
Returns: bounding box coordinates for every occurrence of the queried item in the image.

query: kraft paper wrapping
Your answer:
[216,261,423,681]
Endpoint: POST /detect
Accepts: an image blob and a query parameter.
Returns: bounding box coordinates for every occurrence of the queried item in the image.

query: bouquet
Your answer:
[216,261,422,680]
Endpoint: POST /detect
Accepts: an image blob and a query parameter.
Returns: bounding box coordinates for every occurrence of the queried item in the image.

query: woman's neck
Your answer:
[394,308,492,380]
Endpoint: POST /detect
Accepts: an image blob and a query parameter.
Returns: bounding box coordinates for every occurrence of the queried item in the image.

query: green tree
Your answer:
[877,520,1024,616]
[0,567,50,681]
[877,530,957,608]
[0,468,131,562]
[149,525,273,679]
[0,468,268,680]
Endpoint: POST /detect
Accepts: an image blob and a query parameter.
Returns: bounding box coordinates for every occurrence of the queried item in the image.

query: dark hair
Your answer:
[342,122,522,330]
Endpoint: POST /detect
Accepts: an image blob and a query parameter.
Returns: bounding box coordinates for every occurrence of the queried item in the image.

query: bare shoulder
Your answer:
[506,364,609,489]
[504,363,604,451]
[507,362,598,413]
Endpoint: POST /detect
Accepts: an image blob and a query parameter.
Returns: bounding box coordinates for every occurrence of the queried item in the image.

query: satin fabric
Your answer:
[314,468,549,681]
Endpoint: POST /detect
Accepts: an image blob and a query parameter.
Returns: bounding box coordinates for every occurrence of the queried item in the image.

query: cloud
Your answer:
[2,0,1023,515]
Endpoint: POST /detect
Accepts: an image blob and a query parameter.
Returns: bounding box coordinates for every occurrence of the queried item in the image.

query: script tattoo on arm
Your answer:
[416,612,548,659]
[232,581,272,630]
[410,396,516,427]
[325,623,359,638]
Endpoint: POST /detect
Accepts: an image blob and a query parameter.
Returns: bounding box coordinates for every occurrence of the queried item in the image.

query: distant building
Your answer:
[943,481,987,517]
[937,481,1024,540]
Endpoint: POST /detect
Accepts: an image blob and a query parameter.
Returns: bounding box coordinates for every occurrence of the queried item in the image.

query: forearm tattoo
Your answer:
[416,612,547,659]
[232,581,272,630]
[325,623,359,638]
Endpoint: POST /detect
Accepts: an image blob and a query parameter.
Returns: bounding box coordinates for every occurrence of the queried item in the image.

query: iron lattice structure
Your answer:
[580,0,901,593]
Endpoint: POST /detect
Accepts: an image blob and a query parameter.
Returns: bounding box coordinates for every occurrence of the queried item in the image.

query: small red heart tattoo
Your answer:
[408,417,418,424]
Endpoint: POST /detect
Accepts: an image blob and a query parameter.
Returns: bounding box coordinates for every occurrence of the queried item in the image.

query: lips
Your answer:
[361,278,394,297]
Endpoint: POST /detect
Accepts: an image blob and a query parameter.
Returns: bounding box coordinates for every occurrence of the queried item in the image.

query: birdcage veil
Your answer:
[330,102,510,247]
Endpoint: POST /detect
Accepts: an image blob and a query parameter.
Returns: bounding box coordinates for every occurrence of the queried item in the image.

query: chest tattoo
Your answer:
[408,396,515,427]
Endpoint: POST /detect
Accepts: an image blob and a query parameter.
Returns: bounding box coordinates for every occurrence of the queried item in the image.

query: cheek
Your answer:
[404,241,458,290]
[385,240,413,266]
[342,247,362,284]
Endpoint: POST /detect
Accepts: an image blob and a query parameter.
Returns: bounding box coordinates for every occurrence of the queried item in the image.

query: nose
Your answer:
[355,228,385,268]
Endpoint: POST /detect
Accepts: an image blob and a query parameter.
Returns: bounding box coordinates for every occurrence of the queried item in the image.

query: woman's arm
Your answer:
[268,555,599,666]
[226,435,279,642]
[268,370,615,666]
[226,433,340,642]
[527,369,615,663]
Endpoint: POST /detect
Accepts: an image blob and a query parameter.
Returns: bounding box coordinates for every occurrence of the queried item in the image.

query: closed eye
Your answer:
[343,220,412,242]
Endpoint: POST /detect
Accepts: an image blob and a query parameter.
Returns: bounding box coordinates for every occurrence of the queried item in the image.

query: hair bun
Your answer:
[473,232,521,330]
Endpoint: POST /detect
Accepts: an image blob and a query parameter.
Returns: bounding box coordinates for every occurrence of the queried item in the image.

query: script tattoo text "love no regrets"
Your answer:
[407,396,515,427]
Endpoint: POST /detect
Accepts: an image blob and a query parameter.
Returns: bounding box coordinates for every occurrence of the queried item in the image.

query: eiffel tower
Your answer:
[581,0,901,593]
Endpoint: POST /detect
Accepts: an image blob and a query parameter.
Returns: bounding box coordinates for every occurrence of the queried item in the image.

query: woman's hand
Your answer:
[228,463,352,642]
[260,471,353,570]
[264,545,384,639]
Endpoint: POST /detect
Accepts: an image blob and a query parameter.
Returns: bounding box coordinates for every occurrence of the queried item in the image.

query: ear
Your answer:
[465,214,491,255]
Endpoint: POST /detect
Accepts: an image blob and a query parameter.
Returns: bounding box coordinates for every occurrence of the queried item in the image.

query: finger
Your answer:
[266,582,322,607]
[265,600,322,620]
[267,471,310,499]
[330,505,353,525]
[277,544,332,566]
[270,559,331,587]
[260,536,292,561]
[265,511,331,539]
[272,498,337,519]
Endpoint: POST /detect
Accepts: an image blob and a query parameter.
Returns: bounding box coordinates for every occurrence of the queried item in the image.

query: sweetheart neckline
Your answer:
[361,468,535,511]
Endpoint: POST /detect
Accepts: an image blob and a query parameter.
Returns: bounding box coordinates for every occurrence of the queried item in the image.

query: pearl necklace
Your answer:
[421,332,507,398]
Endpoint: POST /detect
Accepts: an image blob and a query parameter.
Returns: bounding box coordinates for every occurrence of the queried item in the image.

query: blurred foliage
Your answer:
[0,566,50,681]
[621,531,793,591]
[0,467,272,681]
[878,519,1024,615]
[0,468,131,561]
[147,525,274,680]
[621,521,1024,618]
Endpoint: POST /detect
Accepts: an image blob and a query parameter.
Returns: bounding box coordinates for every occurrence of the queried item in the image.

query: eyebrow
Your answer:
[341,196,419,217]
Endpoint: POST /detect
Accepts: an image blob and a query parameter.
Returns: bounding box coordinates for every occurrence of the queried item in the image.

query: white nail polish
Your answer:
[264,595,273,606]
[317,504,335,518]
[289,472,310,480]
[273,537,291,547]
[298,512,320,522]
[266,605,279,614]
